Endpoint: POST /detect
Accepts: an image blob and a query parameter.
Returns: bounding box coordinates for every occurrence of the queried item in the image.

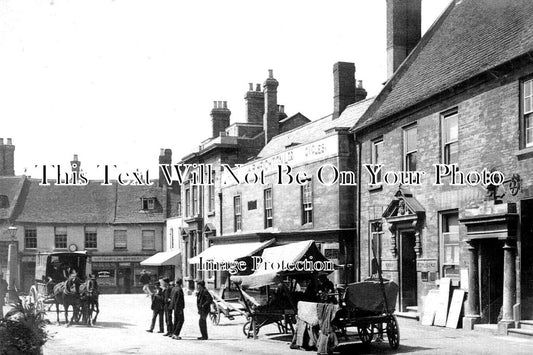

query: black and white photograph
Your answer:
[2,0,533,354]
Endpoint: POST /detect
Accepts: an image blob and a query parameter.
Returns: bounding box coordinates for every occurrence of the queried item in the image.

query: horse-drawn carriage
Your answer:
[27,251,99,325]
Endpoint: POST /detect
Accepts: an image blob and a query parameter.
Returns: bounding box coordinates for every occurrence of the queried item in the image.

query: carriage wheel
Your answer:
[243,320,259,338]
[386,315,400,350]
[209,304,221,326]
[358,324,374,345]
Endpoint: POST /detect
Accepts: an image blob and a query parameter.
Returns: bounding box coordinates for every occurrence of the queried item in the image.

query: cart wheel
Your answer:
[209,304,221,326]
[243,320,259,338]
[386,315,400,350]
[358,324,374,345]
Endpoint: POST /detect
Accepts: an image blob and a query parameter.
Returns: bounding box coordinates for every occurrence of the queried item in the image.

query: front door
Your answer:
[479,240,503,324]
[118,267,132,294]
[399,231,417,311]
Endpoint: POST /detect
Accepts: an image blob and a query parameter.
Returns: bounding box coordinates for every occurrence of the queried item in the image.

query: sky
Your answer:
[0,0,451,180]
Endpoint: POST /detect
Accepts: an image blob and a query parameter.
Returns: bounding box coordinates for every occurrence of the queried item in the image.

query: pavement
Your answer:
[3,294,528,355]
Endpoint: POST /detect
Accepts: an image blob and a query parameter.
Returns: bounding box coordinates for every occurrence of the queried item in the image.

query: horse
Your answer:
[79,278,100,326]
[53,280,81,326]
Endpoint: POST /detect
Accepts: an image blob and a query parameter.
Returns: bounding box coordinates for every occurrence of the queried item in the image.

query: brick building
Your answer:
[5,151,178,293]
[353,0,533,333]
[178,70,311,293]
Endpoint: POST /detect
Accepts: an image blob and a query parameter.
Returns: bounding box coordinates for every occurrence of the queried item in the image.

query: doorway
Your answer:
[479,240,503,324]
[399,231,417,311]
[118,267,132,294]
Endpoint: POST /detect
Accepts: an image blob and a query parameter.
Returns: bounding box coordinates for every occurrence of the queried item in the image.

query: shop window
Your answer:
[264,188,273,228]
[301,179,313,225]
[234,195,242,232]
[442,110,458,164]
[54,227,67,249]
[84,226,97,249]
[24,227,37,249]
[114,230,127,250]
[142,230,156,250]
[403,124,417,171]
[441,211,460,278]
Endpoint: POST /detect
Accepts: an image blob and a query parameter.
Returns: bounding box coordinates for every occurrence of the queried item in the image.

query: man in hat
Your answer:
[196,280,212,340]
[170,278,185,340]
[65,269,81,295]
[140,269,151,297]
[147,282,165,333]
[162,277,173,336]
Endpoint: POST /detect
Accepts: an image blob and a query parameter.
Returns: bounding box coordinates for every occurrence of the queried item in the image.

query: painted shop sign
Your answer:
[416,259,438,271]
[91,255,148,262]
[225,135,339,184]
[382,259,398,271]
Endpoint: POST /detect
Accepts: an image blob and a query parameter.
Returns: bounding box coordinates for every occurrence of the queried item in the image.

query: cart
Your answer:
[208,285,248,325]
[27,251,92,318]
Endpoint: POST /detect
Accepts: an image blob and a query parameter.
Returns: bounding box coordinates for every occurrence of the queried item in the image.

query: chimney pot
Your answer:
[73,154,78,160]
[0,138,4,145]
[281,105,285,113]
[160,148,165,156]
[223,101,227,109]
[268,69,273,79]
[6,138,12,145]
[213,101,217,108]
[357,80,363,88]
[249,83,253,91]
[256,83,261,91]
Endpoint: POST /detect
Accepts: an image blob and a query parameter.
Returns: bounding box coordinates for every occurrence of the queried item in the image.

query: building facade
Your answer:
[353,0,533,332]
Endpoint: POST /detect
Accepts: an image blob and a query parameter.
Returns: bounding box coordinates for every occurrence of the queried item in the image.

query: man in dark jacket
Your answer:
[196,281,212,340]
[140,270,151,297]
[147,282,165,333]
[170,278,185,340]
[162,278,173,336]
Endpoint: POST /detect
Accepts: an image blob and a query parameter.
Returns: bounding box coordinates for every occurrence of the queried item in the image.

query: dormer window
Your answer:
[142,197,155,210]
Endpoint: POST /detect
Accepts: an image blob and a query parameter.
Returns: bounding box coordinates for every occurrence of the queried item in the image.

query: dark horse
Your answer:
[53,281,81,326]
[80,278,100,326]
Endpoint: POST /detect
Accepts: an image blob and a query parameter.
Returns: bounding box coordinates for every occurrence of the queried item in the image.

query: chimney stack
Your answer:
[386,0,421,78]
[245,83,265,124]
[158,148,172,187]
[0,138,15,176]
[70,154,81,174]
[210,101,231,138]
[333,62,356,119]
[263,69,279,143]
[278,105,288,121]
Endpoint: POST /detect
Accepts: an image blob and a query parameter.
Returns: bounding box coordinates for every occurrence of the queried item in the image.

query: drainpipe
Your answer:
[355,137,362,283]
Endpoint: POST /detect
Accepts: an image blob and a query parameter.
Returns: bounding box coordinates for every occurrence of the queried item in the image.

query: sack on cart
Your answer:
[344,279,398,315]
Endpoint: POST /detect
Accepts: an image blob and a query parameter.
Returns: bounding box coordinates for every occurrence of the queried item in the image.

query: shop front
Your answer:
[91,255,158,294]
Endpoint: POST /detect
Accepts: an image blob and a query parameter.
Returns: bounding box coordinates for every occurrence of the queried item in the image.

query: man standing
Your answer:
[196,281,212,340]
[140,270,151,297]
[170,279,185,340]
[162,278,173,336]
[147,282,164,333]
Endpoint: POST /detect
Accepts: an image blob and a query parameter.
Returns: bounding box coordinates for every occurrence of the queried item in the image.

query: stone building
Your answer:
[178,70,311,292]
[352,0,533,333]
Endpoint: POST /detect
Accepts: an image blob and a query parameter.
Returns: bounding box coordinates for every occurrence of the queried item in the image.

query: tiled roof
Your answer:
[258,97,374,158]
[354,0,533,131]
[114,183,167,224]
[15,179,168,224]
[16,179,116,224]
[0,176,27,221]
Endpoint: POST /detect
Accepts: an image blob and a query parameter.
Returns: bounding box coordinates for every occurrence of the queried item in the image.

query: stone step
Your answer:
[519,320,533,331]
[508,328,533,339]
[406,306,419,313]
[473,324,498,335]
[395,311,419,320]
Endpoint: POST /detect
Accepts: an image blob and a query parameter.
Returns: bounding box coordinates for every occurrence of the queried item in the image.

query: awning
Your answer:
[188,239,276,264]
[232,240,332,288]
[141,250,181,266]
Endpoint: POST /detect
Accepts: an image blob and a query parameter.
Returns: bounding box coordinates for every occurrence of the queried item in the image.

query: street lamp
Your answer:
[6,226,18,303]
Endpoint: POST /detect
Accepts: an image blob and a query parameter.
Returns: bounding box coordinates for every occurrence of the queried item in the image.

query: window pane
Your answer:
[447,115,458,142]
[406,152,417,171]
[142,230,155,250]
[405,126,417,152]
[526,80,532,97]
[114,230,127,249]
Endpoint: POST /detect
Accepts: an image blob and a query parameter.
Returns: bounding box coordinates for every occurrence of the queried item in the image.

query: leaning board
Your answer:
[446,289,465,328]
[421,289,440,326]
[433,278,451,327]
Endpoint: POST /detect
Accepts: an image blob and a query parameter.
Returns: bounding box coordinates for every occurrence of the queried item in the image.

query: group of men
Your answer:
[145,273,213,341]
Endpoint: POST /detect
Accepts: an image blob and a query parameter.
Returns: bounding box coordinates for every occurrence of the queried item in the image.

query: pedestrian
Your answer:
[140,270,151,297]
[196,280,212,340]
[146,282,165,333]
[162,277,173,336]
[0,272,8,318]
[170,278,185,340]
